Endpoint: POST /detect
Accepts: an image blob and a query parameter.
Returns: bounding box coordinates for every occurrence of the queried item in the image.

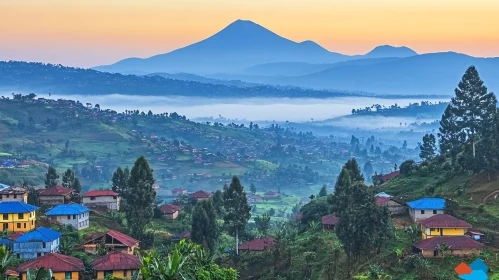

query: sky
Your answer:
[1,0,499,68]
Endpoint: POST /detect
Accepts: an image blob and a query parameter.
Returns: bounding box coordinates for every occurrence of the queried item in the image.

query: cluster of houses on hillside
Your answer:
[318,193,485,258]
[0,160,30,169]
[0,184,140,279]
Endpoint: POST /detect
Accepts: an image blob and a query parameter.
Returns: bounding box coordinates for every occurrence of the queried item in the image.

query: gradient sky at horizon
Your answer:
[1,0,498,68]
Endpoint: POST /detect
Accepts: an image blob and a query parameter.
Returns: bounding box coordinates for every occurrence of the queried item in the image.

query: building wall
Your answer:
[0,211,36,232]
[13,239,59,260]
[83,244,137,255]
[48,212,89,231]
[82,196,120,211]
[385,200,406,215]
[39,195,66,206]
[21,271,79,280]
[0,193,28,203]
[422,227,466,239]
[96,270,137,279]
[420,248,479,258]
[166,211,179,220]
[409,209,444,222]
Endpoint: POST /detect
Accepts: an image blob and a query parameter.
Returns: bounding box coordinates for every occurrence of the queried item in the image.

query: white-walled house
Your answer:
[82,190,120,211]
[407,198,445,222]
[45,204,90,231]
[13,227,61,260]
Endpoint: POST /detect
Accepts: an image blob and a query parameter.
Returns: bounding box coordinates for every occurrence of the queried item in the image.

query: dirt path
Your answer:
[483,189,499,203]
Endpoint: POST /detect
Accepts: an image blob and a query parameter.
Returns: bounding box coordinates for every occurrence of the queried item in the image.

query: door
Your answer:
[440,228,443,236]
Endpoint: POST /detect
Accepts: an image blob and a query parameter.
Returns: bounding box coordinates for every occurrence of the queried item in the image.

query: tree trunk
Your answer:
[235,228,239,255]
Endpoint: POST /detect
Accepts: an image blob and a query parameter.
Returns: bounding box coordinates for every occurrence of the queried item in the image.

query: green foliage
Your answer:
[123,156,156,240]
[419,134,436,161]
[191,200,218,253]
[399,160,416,175]
[254,212,271,236]
[250,183,256,195]
[300,198,329,224]
[61,168,75,188]
[318,185,327,197]
[211,190,224,217]
[26,268,55,280]
[111,167,129,194]
[0,245,14,277]
[44,166,59,188]
[223,176,251,254]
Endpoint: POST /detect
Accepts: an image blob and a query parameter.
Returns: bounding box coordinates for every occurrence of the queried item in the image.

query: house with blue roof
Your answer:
[45,204,90,231]
[407,198,445,222]
[0,201,38,232]
[13,227,61,260]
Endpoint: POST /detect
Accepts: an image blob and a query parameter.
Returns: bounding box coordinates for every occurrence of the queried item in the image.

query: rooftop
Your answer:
[0,186,27,195]
[412,236,484,250]
[0,201,38,214]
[419,214,472,228]
[321,214,340,225]
[92,251,140,271]
[45,204,90,216]
[83,190,119,197]
[18,253,85,272]
[190,190,211,199]
[239,237,274,251]
[407,198,445,210]
[15,227,61,242]
[38,186,73,196]
[159,204,181,214]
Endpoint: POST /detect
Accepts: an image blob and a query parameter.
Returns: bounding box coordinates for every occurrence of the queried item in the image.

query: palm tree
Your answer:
[25,268,55,280]
[0,245,14,276]
[58,237,76,255]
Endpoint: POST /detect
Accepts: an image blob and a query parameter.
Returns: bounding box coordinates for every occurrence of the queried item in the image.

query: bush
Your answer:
[399,160,416,175]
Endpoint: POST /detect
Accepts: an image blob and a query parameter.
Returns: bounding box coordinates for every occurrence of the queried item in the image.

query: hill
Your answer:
[364,45,418,58]
[93,20,349,74]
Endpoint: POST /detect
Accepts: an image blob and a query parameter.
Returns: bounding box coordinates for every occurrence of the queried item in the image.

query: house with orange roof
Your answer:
[321,214,340,232]
[38,186,73,206]
[159,204,181,220]
[82,190,120,211]
[17,253,85,280]
[92,251,141,279]
[412,236,484,258]
[81,230,139,255]
[190,190,211,201]
[419,214,472,239]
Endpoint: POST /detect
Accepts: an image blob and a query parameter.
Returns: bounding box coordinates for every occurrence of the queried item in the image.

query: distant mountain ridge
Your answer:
[93,19,417,75]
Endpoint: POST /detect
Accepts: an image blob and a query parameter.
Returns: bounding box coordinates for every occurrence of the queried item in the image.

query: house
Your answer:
[419,214,471,239]
[13,227,61,260]
[17,253,85,280]
[263,191,280,200]
[380,171,400,183]
[92,251,141,280]
[239,237,275,252]
[407,198,445,222]
[0,201,38,232]
[17,162,29,168]
[81,230,139,255]
[45,204,90,231]
[0,232,23,250]
[247,194,264,204]
[38,186,73,206]
[0,186,28,203]
[411,236,484,258]
[321,214,340,232]
[171,188,187,196]
[466,231,485,241]
[376,197,406,215]
[159,204,181,220]
[190,190,211,201]
[82,190,120,211]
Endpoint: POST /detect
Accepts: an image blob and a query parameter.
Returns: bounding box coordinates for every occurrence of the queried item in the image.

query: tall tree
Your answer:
[363,161,373,181]
[250,183,256,195]
[211,190,224,217]
[62,169,75,188]
[123,156,156,240]
[318,185,327,197]
[223,176,251,255]
[330,158,364,215]
[73,177,82,194]
[191,200,218,253]
[438,105,464,160]
[44,166,59,188]
[111,167,129,194]
[419,134,436,161]
[254,212,271,236]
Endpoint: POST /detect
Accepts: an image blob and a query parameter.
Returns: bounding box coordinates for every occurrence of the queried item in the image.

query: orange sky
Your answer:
[1,0,498,67]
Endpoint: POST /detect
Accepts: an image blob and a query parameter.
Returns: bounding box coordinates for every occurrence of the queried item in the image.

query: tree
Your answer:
[318,185,327,197]
[123,156,156,240]
[250,183,256,195]
[211,190,224,218]
[419,134,436,161]
[191,200,218,253]
[254,212,271,236]
[26,268,55,280]
[363,161,373,181]
[111,167,129,194]
[0,245,14,277]
[222,176,251,255]
[400,160,416,175]
[402,140,408,149]
[62,169,75,188]
[72,178,82,194]
[330,158,364,214]
[44,166,59,188]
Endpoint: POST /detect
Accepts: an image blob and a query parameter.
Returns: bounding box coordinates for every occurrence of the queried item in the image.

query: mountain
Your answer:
[364,45,418,58]
[93,20,349,75]
[146,72,262,87]
[268,52,499,95]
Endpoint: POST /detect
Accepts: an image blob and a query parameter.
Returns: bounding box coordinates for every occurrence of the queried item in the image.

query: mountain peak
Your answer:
[365,45,418,58]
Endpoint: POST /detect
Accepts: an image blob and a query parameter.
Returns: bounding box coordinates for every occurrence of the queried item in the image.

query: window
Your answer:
[14,195,17,199]
[113,196,117,200]
[42,242,46,248]
[421,210,425,214]
[0,195,2,200]
[37,253,42,257]
[2,214,7,220]
[104,271,113,277]
[65,272,72,279]
[67,215,71,220]
[23,223,26,228]
[6,195,9,198]
[124,270,128,277]
[16,223,21,229]
[31,220,34,226]
[73,215,76,219]
[430,228,435,232]
[18,213,24,219]
[433,210,437,214]
[90,197,96,201]
[3,224,7,231]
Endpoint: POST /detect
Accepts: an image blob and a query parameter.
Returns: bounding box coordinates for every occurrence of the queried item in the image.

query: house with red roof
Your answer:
[17,253,85,280]
[375,197,406,216]
[81,230,139,255]
[263,191,280,200]
[411,236,484,258]
[92,251,141,279]
[321,214,340,232]
[159,204,181,220]
[190,190,211,201]
[82,190,120,211]
[171,188,187,196]
[419,214,472,239]
[380,171,400,184]
[0,186,28,203]
[38,186,73,206]
[239,237,275,252]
